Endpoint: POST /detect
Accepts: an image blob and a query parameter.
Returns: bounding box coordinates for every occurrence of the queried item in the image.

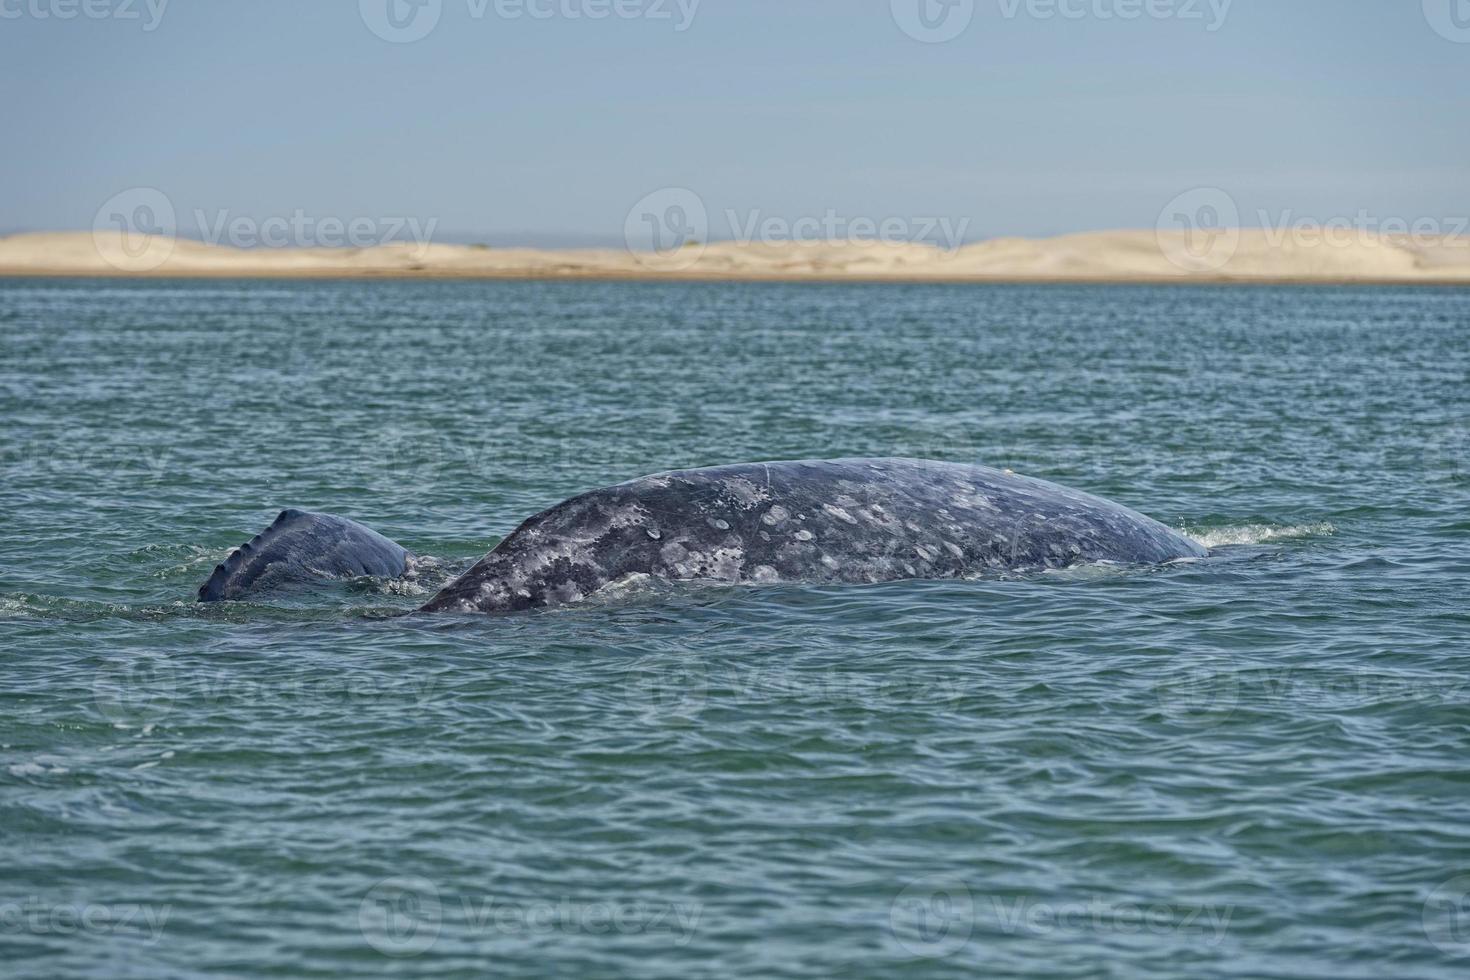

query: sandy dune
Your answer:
[1,229,1468,283]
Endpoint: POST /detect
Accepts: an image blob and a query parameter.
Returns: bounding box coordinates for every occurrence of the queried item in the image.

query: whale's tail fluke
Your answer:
[197,510,412,602]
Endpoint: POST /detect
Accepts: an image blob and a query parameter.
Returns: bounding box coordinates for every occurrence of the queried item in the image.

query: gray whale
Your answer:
[420,458,1205,614]
[197,460,1204,611]
[197,509,411,602]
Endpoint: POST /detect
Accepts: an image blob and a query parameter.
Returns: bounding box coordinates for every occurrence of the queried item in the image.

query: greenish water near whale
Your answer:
[1,278,1467,978]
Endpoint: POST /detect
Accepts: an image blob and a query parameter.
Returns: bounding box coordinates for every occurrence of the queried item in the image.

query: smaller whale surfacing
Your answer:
[197,510,412,602]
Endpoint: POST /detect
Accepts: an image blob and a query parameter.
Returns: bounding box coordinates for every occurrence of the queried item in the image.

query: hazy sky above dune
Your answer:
[3,0,1466,246]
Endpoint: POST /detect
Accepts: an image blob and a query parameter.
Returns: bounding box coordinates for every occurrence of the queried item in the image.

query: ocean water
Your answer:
[1,278,1467,978]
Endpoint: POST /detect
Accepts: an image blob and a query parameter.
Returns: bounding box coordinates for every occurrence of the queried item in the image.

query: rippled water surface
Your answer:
[2,279,1468,978]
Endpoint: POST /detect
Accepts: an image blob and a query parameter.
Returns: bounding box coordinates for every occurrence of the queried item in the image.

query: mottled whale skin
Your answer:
[197,509,412,602]
[419,458,1205,614]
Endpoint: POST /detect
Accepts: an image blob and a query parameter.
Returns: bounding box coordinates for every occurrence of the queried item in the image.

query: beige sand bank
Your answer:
[2,229,1469,283]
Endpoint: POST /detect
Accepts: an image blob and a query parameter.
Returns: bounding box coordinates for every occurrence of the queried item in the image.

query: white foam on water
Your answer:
[1184,522,1336,549]
[588,572,656,602]
[0,596,39,620]
[8,756,69,777]
[1040,560,1133,581]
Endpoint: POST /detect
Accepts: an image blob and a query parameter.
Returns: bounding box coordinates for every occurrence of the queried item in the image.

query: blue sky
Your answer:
[2,0,1466,245]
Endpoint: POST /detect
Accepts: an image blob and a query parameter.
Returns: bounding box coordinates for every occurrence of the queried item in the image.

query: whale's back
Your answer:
[419,458,1205,614]
[197,510,411,602]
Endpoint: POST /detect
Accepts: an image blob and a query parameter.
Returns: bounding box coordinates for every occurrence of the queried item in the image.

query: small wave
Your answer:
[583,572,703,608]
[7,756,70,777]
[1185,522,1336,548]
[341,555,465,599]
[153,544,230,580]
[0,596,31,619]
[1040,560,1149,581]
